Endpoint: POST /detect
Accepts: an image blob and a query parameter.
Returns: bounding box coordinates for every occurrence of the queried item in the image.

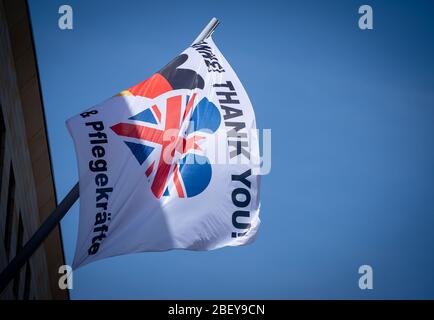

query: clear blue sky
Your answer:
[28,0,434,299]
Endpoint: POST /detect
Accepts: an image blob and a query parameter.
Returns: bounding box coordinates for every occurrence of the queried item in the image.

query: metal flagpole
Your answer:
[0,183,79,293]
[192,17,220,45]
[0,17,219,295]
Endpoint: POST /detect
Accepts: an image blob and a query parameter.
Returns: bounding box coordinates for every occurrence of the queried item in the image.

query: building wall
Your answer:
[0,0,68,300]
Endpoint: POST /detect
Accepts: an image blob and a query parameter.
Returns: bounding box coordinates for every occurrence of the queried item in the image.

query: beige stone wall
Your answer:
[0,0,68,300]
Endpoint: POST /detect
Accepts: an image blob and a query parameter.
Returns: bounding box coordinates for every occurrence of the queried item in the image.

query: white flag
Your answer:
[67,37,261,269]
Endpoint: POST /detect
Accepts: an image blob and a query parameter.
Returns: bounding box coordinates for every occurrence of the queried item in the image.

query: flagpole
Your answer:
[192,17,220,45]
[0,183,79,294]
[0,17,220,295]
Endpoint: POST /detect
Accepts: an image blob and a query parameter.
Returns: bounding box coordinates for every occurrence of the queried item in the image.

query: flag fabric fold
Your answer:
[67,37,261,269]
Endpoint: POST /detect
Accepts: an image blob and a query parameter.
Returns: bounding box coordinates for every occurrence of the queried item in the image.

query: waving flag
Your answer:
[67,37,261,268]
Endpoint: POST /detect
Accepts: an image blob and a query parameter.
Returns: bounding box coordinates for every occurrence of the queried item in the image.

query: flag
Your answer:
[67,36,261,269]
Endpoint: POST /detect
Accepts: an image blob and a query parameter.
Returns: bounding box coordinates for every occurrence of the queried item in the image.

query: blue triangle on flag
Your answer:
[163,187,170,196]
[129,108,157,124]
[124,141,154,165]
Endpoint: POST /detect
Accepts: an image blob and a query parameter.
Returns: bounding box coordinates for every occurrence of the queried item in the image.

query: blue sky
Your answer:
[28,0,434,299]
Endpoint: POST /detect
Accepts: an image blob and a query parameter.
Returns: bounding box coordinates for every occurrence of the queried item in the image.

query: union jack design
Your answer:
[111,92,221,199]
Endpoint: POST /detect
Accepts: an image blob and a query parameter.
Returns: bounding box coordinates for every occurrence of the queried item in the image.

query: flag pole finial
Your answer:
[191,17,220,45]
